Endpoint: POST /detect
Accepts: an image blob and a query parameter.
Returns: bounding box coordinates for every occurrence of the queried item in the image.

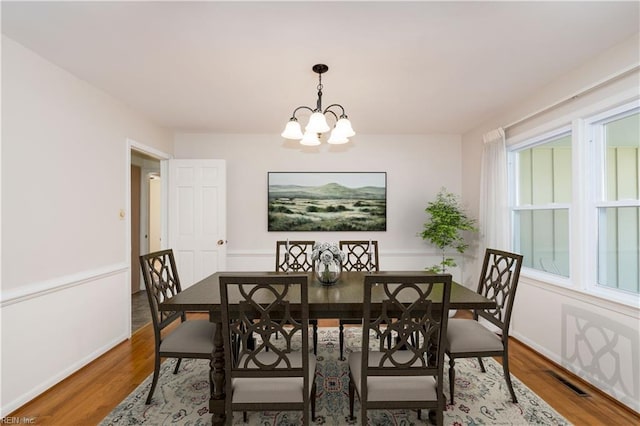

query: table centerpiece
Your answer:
[311,242,345,285]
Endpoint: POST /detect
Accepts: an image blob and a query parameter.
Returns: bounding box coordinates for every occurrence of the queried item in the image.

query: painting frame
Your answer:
[268,171,387,232]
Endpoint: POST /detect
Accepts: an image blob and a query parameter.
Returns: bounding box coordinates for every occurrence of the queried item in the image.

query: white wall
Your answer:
[174,133,470,278]
[0,36,173,414]
[461,33,640,411]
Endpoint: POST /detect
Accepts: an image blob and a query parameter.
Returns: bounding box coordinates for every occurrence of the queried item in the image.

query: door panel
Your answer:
[169,159,226,288]
[149,177,162,252]
[130,164,141,294]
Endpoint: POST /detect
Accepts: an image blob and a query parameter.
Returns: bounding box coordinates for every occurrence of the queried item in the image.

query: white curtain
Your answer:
[479,128,509,253]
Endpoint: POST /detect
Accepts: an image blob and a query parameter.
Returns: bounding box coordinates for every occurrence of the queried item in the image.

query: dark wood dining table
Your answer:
[159,270,495,425]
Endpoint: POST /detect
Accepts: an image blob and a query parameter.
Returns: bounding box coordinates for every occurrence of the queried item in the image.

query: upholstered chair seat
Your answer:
[232,352,317,404]
[159,320,215,355]
[348,351,438,402]
[446,319,504,353]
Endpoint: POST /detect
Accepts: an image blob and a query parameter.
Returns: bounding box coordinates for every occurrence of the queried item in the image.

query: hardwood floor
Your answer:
[7,313,639,425]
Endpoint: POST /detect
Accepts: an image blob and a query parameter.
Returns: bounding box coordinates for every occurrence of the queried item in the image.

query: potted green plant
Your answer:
[420,188,477,274]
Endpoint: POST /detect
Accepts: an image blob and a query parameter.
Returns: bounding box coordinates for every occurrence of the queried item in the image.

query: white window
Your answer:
[511,130,572,277]
[589,106,639,295]
[509,100,639,301]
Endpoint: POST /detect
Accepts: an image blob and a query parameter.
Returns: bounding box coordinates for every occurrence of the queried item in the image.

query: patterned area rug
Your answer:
[100,327,571,425]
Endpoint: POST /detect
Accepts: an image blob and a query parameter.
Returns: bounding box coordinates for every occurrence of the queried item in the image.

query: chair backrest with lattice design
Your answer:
[360,273,451,403]
[219,273,311,416]
[139,249,185,336]
[275,240,315,272]
[339,240,379,272]
[475,248,523,333]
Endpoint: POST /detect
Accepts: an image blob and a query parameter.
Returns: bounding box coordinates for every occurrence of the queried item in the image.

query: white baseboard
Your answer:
[1,333,128,416]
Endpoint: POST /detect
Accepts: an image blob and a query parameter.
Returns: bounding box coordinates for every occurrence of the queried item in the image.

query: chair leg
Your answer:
[437,395,444,426]
[313,321,318,356]
[243,412,247,422]
[232,335,240,360]
[208,358,214,401]
[478,356,486,372]
[311,381,317,421]
[411,324,423,348]
[348,376,355,421]
[448,357,456,404]
[173,358,182,374]
[247,334,255,350]
[502,355,518,403]
[339,322,345,360]
[146,355,161,404]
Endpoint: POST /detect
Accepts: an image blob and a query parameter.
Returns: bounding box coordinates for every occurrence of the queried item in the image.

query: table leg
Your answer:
[210,320,226,425]
[429,409,436,424]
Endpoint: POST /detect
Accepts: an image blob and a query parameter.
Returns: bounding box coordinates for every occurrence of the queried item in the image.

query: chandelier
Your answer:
[281,64,355,146]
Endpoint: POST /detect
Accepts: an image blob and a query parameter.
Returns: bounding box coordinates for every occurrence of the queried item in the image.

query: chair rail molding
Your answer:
[0,262,128,307]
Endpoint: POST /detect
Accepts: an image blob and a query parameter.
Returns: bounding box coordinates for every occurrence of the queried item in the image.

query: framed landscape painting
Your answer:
[268,172,387,232]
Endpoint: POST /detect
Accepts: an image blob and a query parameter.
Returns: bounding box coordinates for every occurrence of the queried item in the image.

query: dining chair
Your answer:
[348,273,452,425]
[338,240,380,360]
[219,273,317,424]
[275,240,318,355]
[275,240,316,272]
[139,249,216,405]
[445,248,523,404]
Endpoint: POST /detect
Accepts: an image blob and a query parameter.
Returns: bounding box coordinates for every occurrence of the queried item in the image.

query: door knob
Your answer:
[217,240,225,245]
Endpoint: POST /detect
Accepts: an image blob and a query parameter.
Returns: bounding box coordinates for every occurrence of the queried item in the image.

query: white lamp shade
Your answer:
[305,112,330,133]
[335,118,355,137]
[300,130,321,146]
[281,120,304,139]
[327,128,349,144]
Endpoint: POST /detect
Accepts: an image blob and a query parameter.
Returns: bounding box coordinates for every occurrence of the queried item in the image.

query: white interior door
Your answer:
[148,176,162,252]
[168,159,227,288]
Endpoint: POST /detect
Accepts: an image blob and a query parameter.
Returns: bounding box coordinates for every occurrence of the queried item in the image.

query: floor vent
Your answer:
[547,370,589,397]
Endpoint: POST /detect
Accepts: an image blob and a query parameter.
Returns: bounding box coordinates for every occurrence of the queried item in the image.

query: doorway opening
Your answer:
[131,149,163,332]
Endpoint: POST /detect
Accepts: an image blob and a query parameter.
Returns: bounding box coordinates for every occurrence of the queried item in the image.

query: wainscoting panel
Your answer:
[1,266,130,415]
[511,278,640,413]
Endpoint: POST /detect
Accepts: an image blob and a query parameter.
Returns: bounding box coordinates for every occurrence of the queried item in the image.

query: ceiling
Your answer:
[2,1,639,135]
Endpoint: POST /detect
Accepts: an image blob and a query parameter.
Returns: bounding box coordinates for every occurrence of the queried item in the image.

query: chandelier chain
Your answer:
[316,72,324,112]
